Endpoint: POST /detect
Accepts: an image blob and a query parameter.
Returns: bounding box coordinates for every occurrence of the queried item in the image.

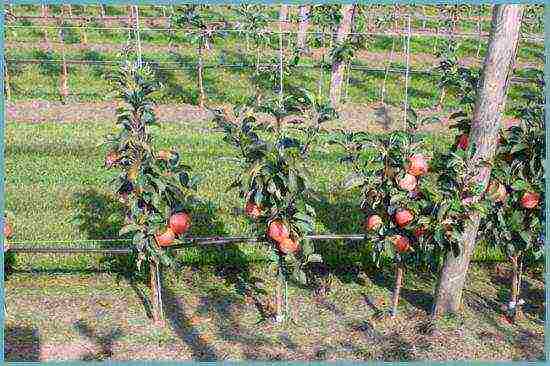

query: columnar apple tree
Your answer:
[212,89,337,322]
[480,72,544,321]
[105,61,200,324]
[333,112,452,318]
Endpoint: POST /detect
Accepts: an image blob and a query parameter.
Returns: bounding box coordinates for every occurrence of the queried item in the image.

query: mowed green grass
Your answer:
[5,4,543,112]
[5,121,505,272]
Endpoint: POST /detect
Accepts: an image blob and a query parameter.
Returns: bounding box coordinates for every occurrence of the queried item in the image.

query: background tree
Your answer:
[433,4,524,317]
[296,5,311,52]
[172,5,228,108]
[329,4,356,107]
[481,71,544,322]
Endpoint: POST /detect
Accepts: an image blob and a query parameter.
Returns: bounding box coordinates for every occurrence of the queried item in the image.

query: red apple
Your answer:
[363,215,382,231]
[394,209,414,228]
[457,134,469,150]
[397,173,417,192]
[268,220,290,242]
[521,192,540,209]
[156,228,175,247]
[406,154,428,176]
[245,202,262,219]
[169,212,191,236]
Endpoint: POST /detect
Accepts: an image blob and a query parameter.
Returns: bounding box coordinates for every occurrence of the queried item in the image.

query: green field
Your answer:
[3,4,545,362]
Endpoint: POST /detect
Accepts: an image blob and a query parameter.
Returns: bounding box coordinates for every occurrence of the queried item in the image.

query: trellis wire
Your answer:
[4,24,544,43]
[403,14,411,128]
[278,19,283,107]
[5,58,537,86]
[134,5,142,67]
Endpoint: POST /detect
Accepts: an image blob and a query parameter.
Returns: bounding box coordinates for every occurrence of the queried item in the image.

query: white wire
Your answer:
[134,5,142,67]
[403,14,411,129]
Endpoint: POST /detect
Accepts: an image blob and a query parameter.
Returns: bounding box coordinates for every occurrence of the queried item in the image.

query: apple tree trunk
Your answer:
[432,5,524,318]
[150,261,165,326]
[329,5,356,107]
[296,5,311,51]
[390,264,404,318]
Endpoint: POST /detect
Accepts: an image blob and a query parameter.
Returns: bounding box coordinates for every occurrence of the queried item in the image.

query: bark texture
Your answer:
[150,261,165,326]
[297,5,311,51]
[390,265,404,318]
[432,5,524,318]
[329,5,356,107]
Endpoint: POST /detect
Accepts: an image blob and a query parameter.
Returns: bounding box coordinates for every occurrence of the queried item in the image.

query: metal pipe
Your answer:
[8,234,367,254]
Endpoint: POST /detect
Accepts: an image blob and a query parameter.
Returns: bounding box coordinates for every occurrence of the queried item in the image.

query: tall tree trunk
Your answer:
[329,5,356,108]
[296,5,311,52]
[509,255,525,321]
[432,5,523,318]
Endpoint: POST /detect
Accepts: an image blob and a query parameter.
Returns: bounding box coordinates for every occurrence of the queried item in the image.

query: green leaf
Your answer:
[511,179,528,191]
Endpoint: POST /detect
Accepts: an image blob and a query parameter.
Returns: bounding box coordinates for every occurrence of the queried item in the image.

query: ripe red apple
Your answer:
[394,209,414,228]
[156,228,175,247]
[397,173,417,192]
[363,215,382,231]
[268,220,290,242]
[391,235,410,253]
[245,202,262,219]
[169,212,191,236]
[457,134,469,150]
[406,154,428,176]
[278,237,299,255]
[521,192,540,209]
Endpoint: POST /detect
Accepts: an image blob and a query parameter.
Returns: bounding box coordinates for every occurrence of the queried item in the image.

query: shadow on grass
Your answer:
[73,319,123,361]
[71,188,152,318]
[192,285,286,360]
[5,326,41,361]
[160,273,219,361]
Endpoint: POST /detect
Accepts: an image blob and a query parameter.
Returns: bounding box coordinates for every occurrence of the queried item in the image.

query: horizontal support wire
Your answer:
[5,24,544,43]
[10,13,497,23]
[8,234,366,254]
[4,59,538,85]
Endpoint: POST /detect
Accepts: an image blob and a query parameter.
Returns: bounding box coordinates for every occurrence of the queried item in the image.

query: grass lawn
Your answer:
[5,119,506,270]
[3,4,545,362]
[6,116,542,362]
